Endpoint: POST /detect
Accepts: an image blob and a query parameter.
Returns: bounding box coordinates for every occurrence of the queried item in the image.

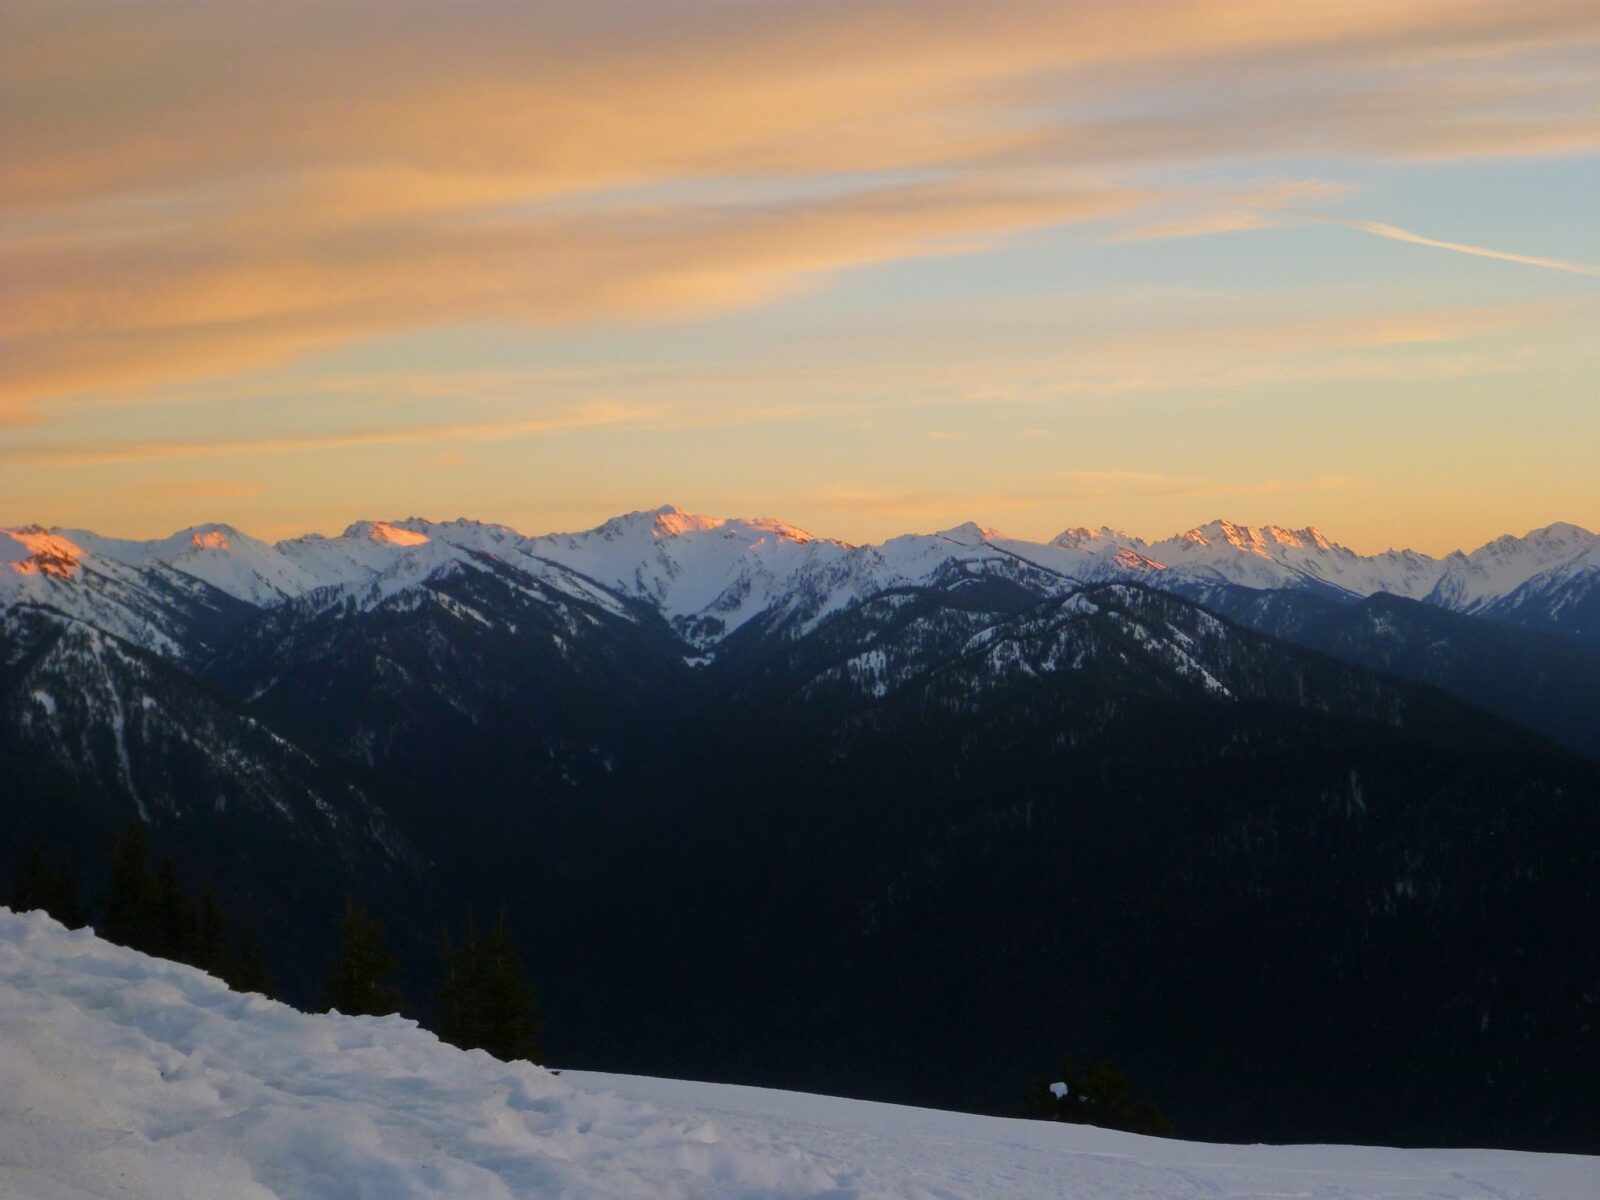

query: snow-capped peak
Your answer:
[743,516,817,544]
[187,527,233,551]
[1426,521,1599,612]
[36,522,321,607]
[575,506,818,547]
[936,521,1006,546]
[525,507,842,643]
[1144,520,1425,596]
[342,520,431,547]
[1,527,86,578]
[649,505,723,537]
[1254,524,1331,551]
[1050,525,1143,551]
[1469,521,1595,559]
[1172,519,1328,557]
[10,509,1598,656]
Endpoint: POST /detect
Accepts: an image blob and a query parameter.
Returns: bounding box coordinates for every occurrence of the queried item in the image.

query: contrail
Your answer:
[1303,213,1600,277]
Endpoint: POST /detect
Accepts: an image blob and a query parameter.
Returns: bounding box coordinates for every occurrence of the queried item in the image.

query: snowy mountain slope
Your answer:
[276,519,448,592]
[568,1072,1597,1200]
[1041,518,1600,615]
[57,523,321,607]
[1426,522,1598,613]
[526,508,1096,650]
[1475,538,1600,642]
[1,527,253,664]
[0,606,408,870]
[783,584,1221,705]
[276,518,640,621]
[527,506,835,629]
[204,541,693,799]
[1,909,1591,1200]
[13,511,1598,654]
[1038,518,1598,639]
[735,578,1467,735]
[7,518,1599,1153]
[1134,520,1439,597]
[1163,582,1600,757]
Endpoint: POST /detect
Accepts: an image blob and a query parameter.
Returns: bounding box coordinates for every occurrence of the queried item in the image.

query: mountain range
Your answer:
[3,506,1597,1150]
[9,509,1598,650]
[9,507,1598,756]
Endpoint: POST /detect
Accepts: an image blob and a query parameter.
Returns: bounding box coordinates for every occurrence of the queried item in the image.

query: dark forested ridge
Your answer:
[1166,582,1600,757]
[3,575,1597,1152]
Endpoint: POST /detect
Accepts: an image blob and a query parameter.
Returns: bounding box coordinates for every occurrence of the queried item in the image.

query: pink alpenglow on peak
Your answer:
[741,517,817,545]
[4,512,1596,655]
[607,505,815,544]
[648,505,727,538]
[0,528,86,578]
[1164,520,1344,557]
[344,520,431,547]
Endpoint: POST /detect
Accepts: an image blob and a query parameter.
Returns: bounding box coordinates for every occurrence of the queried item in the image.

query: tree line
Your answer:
[326,896,544,1063]
[8,828,544,1066]
[12,833,1165,1118]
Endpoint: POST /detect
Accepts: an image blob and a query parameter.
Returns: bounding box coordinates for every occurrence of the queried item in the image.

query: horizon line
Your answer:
[8,506,1595,564]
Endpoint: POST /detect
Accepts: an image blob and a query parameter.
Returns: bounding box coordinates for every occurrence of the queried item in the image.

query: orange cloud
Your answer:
[2,0,1595,414]
[0,180,1140,408]
[6,402,656,466]
[7,3,1590,206]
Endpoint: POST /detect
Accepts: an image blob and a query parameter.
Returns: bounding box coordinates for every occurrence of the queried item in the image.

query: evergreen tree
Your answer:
[437,910,545,1063]
[49,860,85,929]
[152,857,198,963]
[78,828,269,992]
[104,823,157,951]
[10,846,46,913]
[478,915,544,1062]
[436,917,479,1049]
[195,890,229,978]
[232,930,275,999]
[7,846,77,924]
[326,899,403,1016]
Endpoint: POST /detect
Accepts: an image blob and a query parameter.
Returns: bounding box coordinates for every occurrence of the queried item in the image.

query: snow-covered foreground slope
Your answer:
[564,1073,1595,1200]
[1,910,1591,1200]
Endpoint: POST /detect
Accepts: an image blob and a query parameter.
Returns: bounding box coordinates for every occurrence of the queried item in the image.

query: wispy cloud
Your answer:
[4,402,655,466]
[3,1,1595,411]
[1109,185,1600,277]
[0,180,1140,410]
[1107,180,1357,243]
[1301,213,1600,276]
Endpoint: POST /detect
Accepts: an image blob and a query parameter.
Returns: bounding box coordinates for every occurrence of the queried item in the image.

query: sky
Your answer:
[2,0,1597,554]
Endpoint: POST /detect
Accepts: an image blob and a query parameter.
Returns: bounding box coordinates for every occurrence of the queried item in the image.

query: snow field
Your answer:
[1,909,1593,1199]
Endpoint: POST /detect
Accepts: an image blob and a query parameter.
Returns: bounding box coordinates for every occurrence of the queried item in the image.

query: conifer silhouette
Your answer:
[326,898,403,1016]
[437,909,544,1063]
